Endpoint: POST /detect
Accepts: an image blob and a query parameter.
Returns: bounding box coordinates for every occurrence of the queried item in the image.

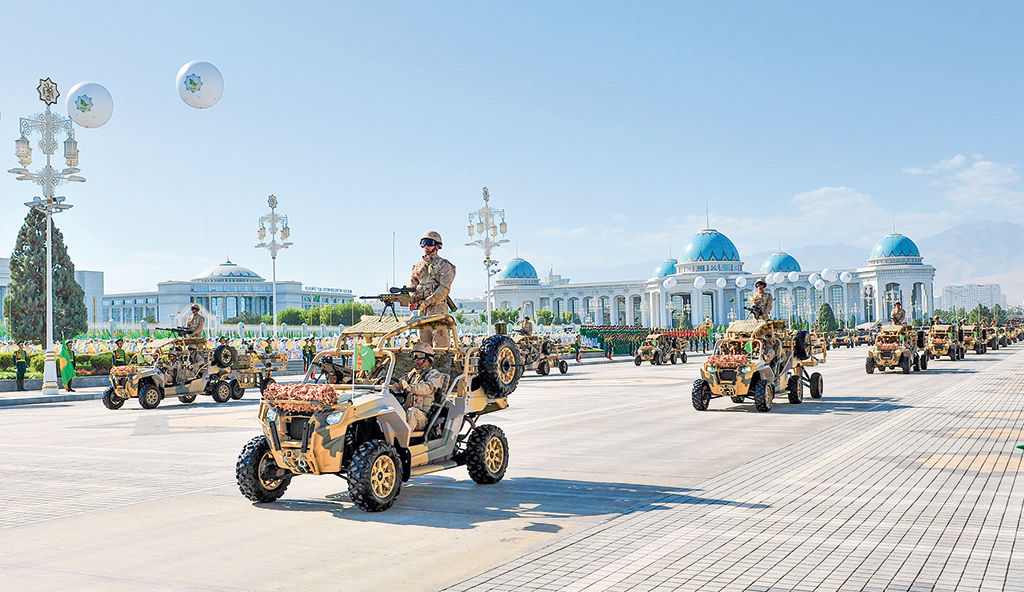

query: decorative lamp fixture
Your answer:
[15,137,31,167]
[63,137,78,168]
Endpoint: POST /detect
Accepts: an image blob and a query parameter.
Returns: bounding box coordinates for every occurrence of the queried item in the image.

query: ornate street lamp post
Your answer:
[255,194,292,337]
[8,79,94,395]
[466,187,509,336]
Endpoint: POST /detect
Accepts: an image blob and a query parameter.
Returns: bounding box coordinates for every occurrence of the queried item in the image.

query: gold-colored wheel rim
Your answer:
[485,437,505,474]
[497,348,516,384]
[370,454,397,499]
[258,451,283,489]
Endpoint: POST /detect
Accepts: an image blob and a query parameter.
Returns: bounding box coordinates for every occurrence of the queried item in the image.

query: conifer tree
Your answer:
[2,209,86,343]
[817,303,839,333]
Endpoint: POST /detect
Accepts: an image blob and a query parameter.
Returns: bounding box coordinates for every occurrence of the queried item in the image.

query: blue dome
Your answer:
[869,233,921,260]
[496,258,538,280]
[194,260,263,281]
[681,229,740,263]
[759,252,801,273]
[652,259,678,278]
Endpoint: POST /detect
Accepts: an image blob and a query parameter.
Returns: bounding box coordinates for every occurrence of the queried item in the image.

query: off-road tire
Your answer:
[214,345,237,368]
[753,380,773,412]
[236,435,291,503]
[541,340,553,355]
[809,372,823,399]
[102,387,124,410]
[949,350,956,362]
[478,335,522,398]
[346,440,402,512]
[634,356,642,366]
[212,380,232,403]
[794,331,810,361]
[537,360,549,376]
[670,352,677,364]
[866,357,876,374]
[138,384,161,409]
[259,376,276,395]
[787,375,803,404]
[558,360,568,374]
[652,352,660,366]
[466,425,509,484]
[920,352,928,371]
[900,355,911,374]
[178,394,197,404]
[230,380,244,400]
[913,354,920,372]
[680,351,687,364]
[691,380,712,411]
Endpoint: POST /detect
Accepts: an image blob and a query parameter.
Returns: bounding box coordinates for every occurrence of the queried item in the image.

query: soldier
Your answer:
[185,304,205,337]
[302,338,316,372]
[749,280,773,320]
[521,316,533,336]
[14,342,30,391]
[111,338,130,367]
[409,230,456,348]
[891,301,906,325]
[392,342,445,431]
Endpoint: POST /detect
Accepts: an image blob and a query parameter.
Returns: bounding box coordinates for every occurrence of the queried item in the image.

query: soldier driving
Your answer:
[891,301,906,325]
[392,342,445,431]
[409,230,456,348]
[185,304,205,337]
[112,338,130,367]
[749,280,773,320]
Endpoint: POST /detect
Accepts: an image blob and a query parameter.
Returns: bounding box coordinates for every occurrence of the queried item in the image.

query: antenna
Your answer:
[705,204,710,229]
[892,215,896,234]
[778,237,782,252]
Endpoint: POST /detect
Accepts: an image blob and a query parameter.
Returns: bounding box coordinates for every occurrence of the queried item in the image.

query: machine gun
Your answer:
[156,326,191,337]
[360,286,458,320]
[744,305,767,320]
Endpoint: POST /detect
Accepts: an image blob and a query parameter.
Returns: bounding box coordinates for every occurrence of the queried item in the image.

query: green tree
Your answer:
[275,307,305,325]
[816,303,839,333]
[453,311,466,324]
[967,304,990,324]
[3,209,86,342]
[535,310,553,325]
[335,301,374,326]
[848,314,856,328]
[225,310,265,325]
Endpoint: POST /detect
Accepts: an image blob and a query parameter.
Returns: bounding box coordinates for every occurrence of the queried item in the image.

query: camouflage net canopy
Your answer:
[109,365,137,376]
[264,383,339,412]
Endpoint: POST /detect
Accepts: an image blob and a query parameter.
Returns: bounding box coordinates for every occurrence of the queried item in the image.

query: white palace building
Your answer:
[489,228,936,328]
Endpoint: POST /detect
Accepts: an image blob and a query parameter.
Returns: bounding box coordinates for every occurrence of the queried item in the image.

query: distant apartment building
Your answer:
[940,284,1007,312]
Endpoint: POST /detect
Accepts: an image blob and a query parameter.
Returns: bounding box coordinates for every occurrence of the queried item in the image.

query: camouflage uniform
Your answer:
[891,307,906,325]
[185,311,205,337]
[112,346,130,367]
[399,365,445,431]
[521,318,533,336]
[14,347,30,391]
[749,291,774,320]
[409,254,456,348]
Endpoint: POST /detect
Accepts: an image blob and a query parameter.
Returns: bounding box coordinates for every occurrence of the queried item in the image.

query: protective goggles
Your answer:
[411,352,431,361]
[420,238,441,247]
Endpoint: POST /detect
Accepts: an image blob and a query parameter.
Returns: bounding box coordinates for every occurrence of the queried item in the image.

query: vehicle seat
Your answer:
[410,373,452,440]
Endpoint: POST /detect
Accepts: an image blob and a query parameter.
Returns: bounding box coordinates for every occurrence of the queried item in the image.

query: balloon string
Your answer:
[190,108,211,268]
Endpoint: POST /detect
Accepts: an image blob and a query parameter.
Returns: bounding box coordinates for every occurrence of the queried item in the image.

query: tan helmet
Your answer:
[411,341,434,357]
[421,230,442,246]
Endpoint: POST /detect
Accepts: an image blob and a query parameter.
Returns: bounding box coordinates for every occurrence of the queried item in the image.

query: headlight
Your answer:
[266,407,278,423]
[325,411,344,426]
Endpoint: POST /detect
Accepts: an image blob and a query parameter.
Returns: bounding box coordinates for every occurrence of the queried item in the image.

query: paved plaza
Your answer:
[1,346,1022,591]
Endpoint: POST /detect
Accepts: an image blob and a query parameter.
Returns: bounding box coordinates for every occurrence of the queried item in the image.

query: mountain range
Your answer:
[554,221,1024,306]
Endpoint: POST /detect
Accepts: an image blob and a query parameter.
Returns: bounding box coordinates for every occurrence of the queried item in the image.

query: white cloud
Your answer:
[535,228,588,238]
[902,154,967,175]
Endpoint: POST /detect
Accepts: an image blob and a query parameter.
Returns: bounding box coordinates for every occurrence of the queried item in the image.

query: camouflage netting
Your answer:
[707,354,748,367]
[264,383,339,412]
[110,365,137,376]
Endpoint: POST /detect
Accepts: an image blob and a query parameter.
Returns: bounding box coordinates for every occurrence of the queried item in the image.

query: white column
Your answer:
[692,288,702,327]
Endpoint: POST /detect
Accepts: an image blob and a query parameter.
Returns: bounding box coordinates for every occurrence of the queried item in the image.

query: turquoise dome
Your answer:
[869,233,921,260]
[652,259,678,278]
[681,229,741,263]
[194,260,263,282]
[759,252,801,273]
[496,258,538,281]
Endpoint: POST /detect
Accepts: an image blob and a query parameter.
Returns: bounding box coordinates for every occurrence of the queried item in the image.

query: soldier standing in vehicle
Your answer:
[891,301,906,325]
[112,338,130,367]
[186,304,205,337]
[521,316,533,336]
[393,342,445,431]
[14,342,30,391]
[408,231,456,348]
[749,280,773,320]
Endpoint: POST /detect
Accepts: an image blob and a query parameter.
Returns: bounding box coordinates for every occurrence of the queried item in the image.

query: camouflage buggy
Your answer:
[854,329,873,346]
[926,324,964,361]
[514,333,570,376]
[634,332,687,366]
[103,335,286,410]
[830,330,853,349]
[961,324,987,354]
[235,313,522,512]
[866,324,928,374]
[692,319,825,412]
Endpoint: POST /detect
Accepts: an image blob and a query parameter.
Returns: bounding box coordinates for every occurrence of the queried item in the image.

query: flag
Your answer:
[744,341,753,354]
[355,344,375,372]
[58,341,75,386]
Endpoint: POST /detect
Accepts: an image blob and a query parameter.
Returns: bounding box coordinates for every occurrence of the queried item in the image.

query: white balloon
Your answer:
[808,273,819,284]
[662,277,677,289]
[715,277,727,288]
[840,271,853,283]
[788,271,800,283]
[765,274,775,285]
[827,271,839,282]
[776,272,787,284]
[821,268,832,280]
[735,276,747,288]
[693,276,706,289]
[176,61,224,109]
[66,82,113,128]
[814,279,826,290]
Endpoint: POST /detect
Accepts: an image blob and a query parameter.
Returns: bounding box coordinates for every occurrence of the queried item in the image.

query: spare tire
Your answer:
[916,331,927,349]
[214,345,237,368]
[541,340,553,355]
[478,335,522,398]
[794,331,810,361]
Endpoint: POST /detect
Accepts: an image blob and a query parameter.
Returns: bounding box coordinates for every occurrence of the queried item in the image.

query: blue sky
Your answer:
[1,1,1022,298]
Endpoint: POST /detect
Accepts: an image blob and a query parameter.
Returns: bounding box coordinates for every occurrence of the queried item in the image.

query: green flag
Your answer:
[58,341,75,386]
[355,344,376,372]
[744,341,753,354]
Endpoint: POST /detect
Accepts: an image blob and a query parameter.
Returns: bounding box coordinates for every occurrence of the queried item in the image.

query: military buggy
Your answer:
[691,319,825,412]
[865,324,928,374]
[235,313,522,512]
[926,324,964,361]
[634,332,687,366]
[961,324,987,354]
[514,333,570,375]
